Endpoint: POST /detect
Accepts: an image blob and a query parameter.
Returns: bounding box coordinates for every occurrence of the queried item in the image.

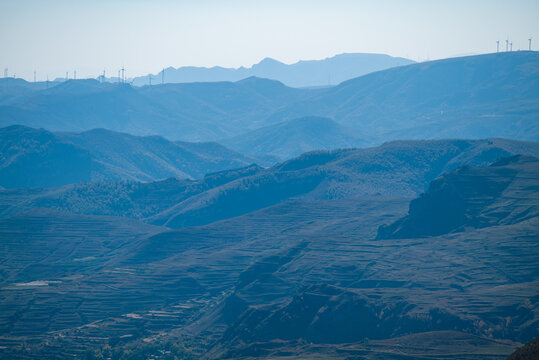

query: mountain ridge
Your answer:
[130,53,415,87]
[0,125,263,188]
[376,154,539,239]
[3,138,537,229]
[1,52,537,144]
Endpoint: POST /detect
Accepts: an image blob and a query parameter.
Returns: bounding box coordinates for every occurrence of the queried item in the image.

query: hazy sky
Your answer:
[1,0,538,81]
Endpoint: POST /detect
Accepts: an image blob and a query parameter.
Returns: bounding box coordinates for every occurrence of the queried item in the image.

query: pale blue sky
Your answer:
[1,0,538,81]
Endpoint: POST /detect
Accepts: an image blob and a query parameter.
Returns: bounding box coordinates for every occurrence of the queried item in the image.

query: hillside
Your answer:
[377,155,539,239]
[131,53,415,88]
[222,116,363,160]
[271,51,539,144]
[0,125,94,188]
[3,138,537,228]
[150,138,539,228]
[0,156,537,358]
[0,77,318,141]
[0,125,260,188]
[0,77,54,105]
[0,52,537,145]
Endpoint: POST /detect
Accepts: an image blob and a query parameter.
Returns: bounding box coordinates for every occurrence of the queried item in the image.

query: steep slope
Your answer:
[377,155,539,239]
[272,51,539,144]
[221,116,363,160]
[507,337,539,360]
[0,126,260,188]
[131,53,415,87]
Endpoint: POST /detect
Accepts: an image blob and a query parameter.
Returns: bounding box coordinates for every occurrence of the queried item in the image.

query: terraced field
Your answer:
[0,155,537,359]
[0,197,410,358]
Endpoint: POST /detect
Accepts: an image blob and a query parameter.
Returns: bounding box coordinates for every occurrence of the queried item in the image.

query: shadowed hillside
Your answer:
[150,138,539,228]
[2,138,537,229]
[0,125,262,188]
[377,155,539,239]
[0,125,94,188]
[507,337,539,360]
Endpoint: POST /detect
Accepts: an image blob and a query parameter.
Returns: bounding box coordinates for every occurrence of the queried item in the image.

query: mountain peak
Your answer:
[256,57,284,66]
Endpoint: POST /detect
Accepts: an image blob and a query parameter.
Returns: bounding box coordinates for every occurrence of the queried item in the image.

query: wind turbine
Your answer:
[510,41,513,52]
[529,38,532,51]
[506,39,509,52]
[496,40,499,53]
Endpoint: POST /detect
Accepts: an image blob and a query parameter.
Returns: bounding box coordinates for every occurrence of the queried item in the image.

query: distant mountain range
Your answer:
[2,48,539,360]
[0,125,265,188]
[130,53,415,88]
[0,77,318,141]
[1,52,537,146]
[270,51,539,144]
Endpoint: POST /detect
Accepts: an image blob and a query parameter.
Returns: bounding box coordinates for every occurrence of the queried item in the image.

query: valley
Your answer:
[0,50,538,359]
